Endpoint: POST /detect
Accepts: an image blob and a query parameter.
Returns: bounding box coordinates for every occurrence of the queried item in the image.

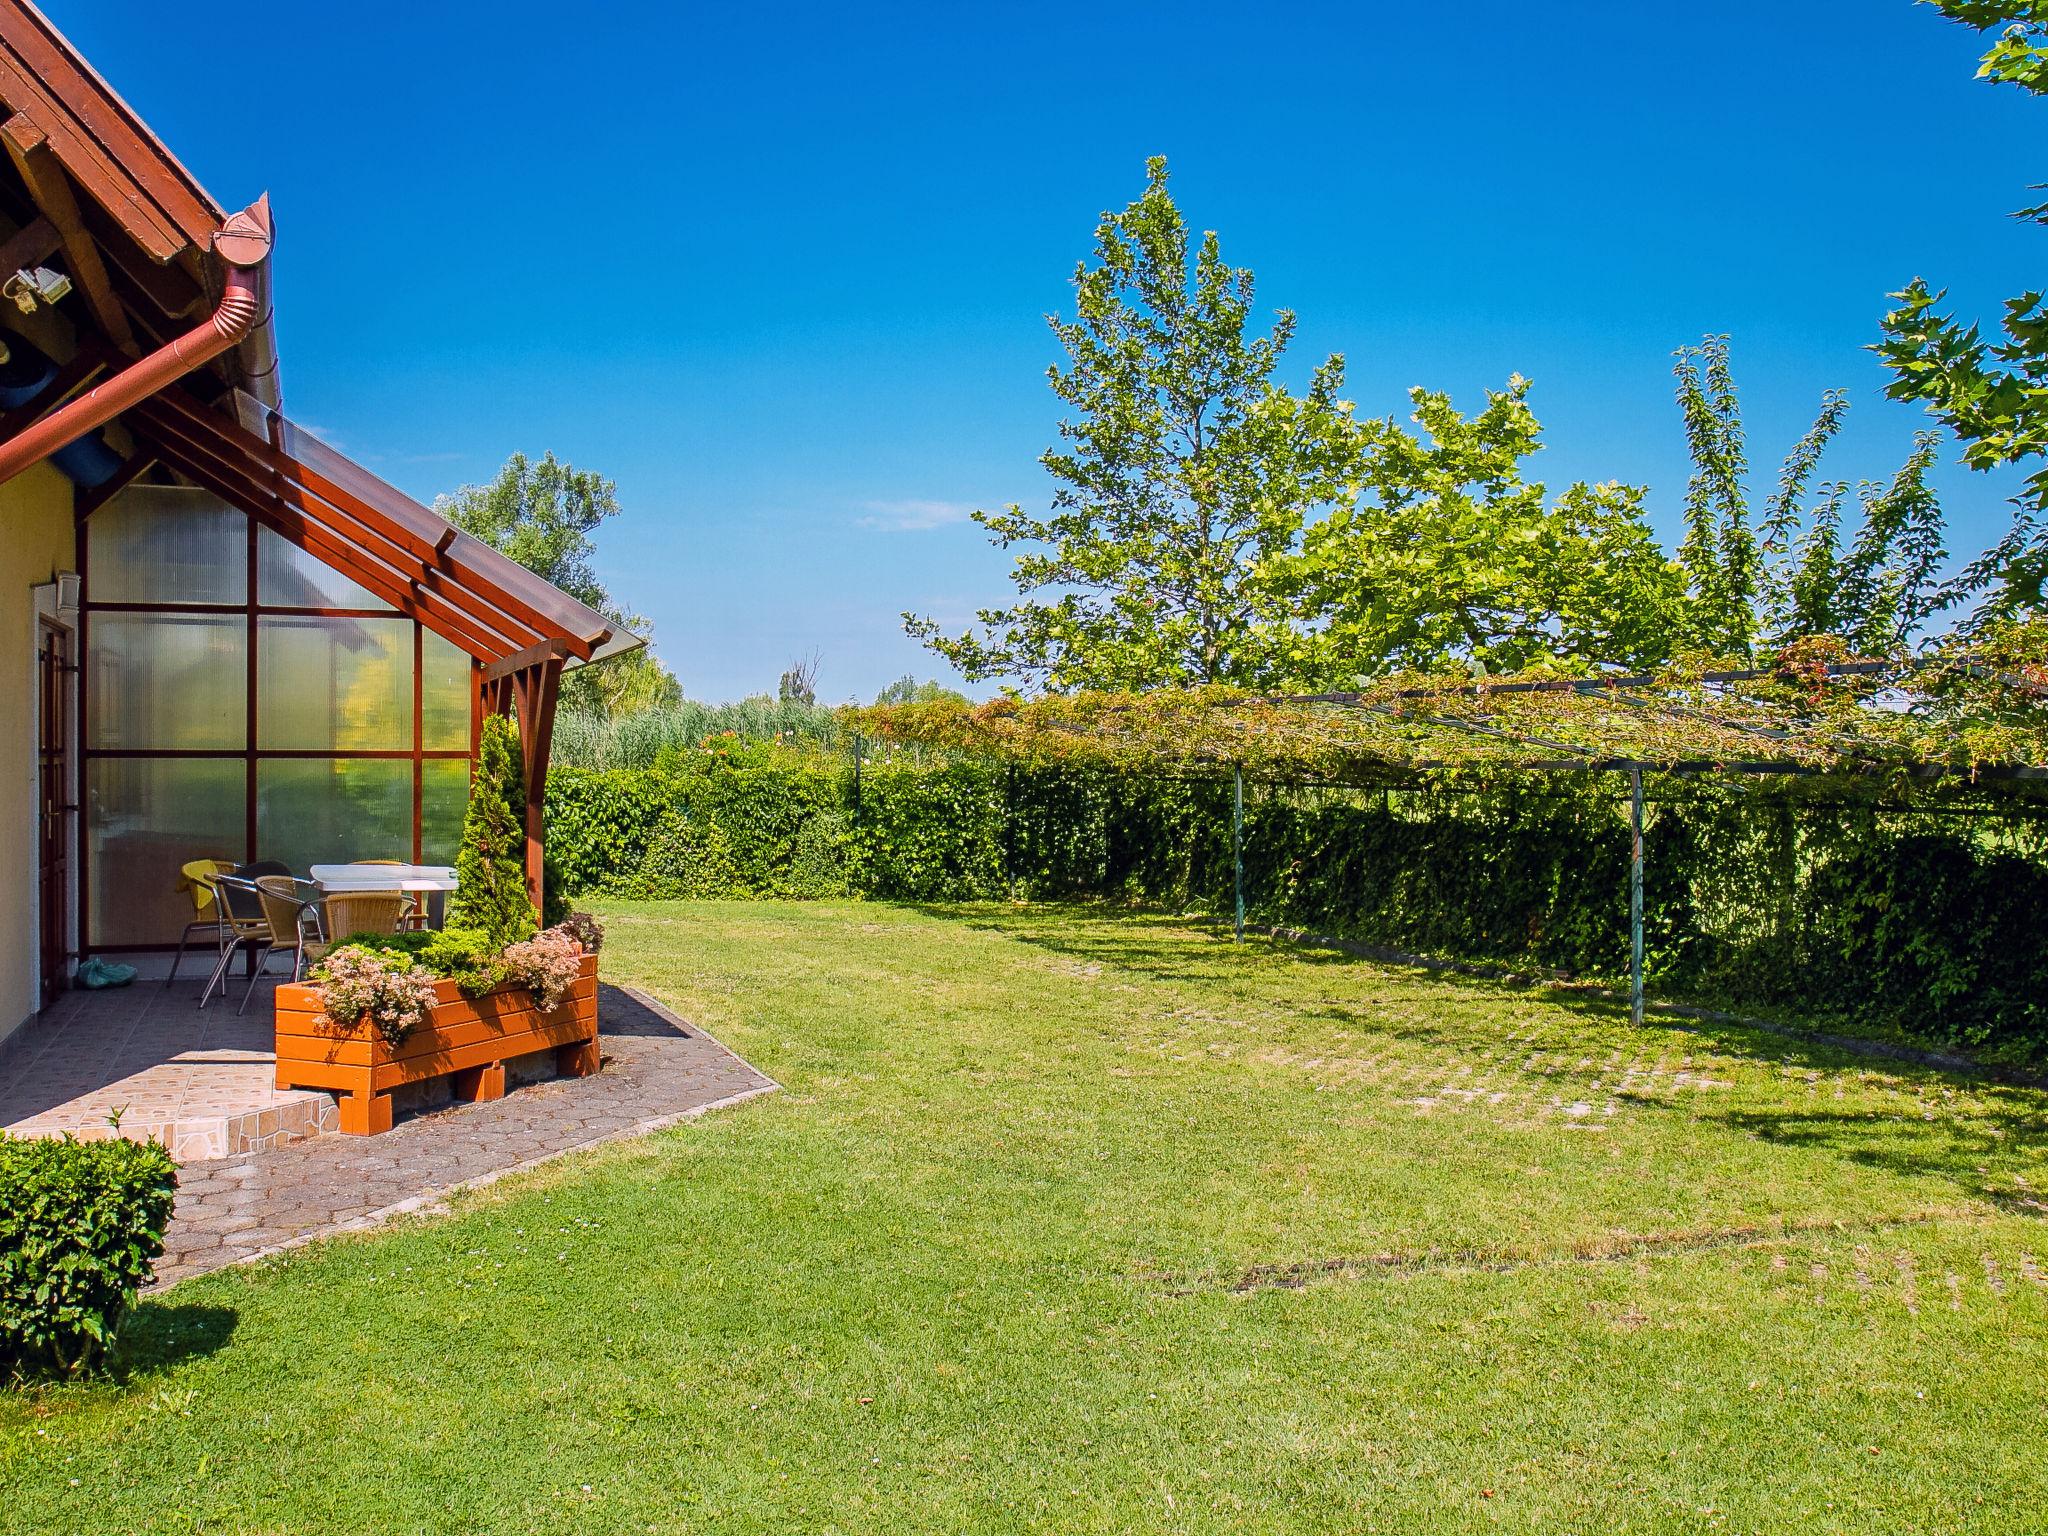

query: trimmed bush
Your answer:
[1,1135,179,1378]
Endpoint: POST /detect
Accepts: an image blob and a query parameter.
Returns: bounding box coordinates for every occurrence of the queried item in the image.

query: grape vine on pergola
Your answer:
[849,649,2048,1029]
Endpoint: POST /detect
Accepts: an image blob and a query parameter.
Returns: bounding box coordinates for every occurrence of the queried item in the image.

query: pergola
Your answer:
[851,649,2048,1027]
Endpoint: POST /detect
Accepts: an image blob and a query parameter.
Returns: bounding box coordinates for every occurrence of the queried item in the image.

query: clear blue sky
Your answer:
[50,0,2042,702]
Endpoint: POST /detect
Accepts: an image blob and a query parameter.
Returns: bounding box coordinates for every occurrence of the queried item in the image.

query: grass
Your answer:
[6,898,2048,1533]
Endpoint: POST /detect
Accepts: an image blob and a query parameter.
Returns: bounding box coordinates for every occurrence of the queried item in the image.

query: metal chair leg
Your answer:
[198,936,241,1009]
[165,929,191,988]
[238,943,280,1016]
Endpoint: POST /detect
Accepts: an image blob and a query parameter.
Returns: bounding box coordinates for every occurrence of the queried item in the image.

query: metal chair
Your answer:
[238,876,326,1015]
[165,857,236,989]
[196,872,274,1008]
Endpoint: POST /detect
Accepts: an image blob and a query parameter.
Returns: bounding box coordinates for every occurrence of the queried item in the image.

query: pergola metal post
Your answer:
[1232,765,1245,942]
[1629,765,1645,1029]
[850,733,863,826]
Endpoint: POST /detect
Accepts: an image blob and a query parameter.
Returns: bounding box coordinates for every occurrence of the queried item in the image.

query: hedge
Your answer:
[1,1135,178,1378]
[546,760,2048,1056]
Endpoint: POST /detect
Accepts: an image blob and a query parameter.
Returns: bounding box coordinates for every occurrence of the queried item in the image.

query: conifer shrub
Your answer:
[447,714,538,951]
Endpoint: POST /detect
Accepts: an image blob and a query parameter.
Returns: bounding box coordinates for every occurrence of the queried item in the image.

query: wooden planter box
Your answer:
[275,952,600,1135]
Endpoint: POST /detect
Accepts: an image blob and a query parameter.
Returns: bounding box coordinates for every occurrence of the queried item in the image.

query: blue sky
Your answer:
[51,1,2042,702]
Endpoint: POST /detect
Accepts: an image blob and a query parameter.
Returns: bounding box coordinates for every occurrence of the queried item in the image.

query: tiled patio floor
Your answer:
[1,977,778,1285]
[0,974,336,1159]
[155,983,774,1285]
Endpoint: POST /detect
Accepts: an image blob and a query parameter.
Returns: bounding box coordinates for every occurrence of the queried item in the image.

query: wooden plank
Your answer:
[275,984,598,1064]
[0,9,218,254]
[373,1014,596,1090]
[1,111,134,352]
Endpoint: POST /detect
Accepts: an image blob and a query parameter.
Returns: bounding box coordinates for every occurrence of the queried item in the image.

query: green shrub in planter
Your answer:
[0,1135,179,1378]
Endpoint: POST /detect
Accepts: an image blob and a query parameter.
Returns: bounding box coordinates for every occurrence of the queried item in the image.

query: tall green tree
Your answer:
[1674,336,1954,657]
[904,157,1356,691]
[437,451,683,714]
[1875,0,2048,618]
[1279,378,1683,680]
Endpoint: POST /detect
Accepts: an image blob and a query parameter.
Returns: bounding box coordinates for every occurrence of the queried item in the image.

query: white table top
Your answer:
[310,863,460,893]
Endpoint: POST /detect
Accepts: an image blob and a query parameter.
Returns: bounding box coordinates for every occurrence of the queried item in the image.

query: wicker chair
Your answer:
[323,890,412,943]
[354,859,428,931]
[238,876,327,1015]
[195,871,277,1008]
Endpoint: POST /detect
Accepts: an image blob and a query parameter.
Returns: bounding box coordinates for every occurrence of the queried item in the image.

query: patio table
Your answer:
[309,863,460,893]
[310,863,460,929]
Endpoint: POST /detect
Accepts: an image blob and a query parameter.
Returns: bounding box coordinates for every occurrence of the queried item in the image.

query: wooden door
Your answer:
[36,616,70,1009]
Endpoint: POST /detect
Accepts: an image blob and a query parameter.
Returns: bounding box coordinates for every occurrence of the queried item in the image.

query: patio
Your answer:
[0,972,334,1160]
[0,972,776,1285]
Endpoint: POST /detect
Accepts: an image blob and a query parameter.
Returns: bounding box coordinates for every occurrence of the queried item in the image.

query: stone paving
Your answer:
[150,984,776,1286]
[0,973,336,1159]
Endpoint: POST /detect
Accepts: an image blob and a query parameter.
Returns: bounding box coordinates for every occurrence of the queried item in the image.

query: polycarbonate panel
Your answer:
[87,485,246,605]
[421,757,471,865]
[87,756,246,946]
[421,628,473,750]
[256,615,413,751]
[86,611,247,750]
[256,758,412,874]
[256,524,394,611]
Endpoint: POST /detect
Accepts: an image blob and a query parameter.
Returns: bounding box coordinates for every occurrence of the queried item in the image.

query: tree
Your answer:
[1874,1,2048,619]
[437,451,682,714]
[778,651,821,705]
[1674,336,1954,657]
[905,157,1357,692]
[873,674,970,705]
[1278,377,1684,680]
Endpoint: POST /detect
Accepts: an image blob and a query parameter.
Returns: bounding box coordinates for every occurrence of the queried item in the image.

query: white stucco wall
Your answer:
[0,461,76,1045]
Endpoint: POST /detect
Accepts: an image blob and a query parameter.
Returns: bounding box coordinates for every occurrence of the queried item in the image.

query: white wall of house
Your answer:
[0,461,76,1046]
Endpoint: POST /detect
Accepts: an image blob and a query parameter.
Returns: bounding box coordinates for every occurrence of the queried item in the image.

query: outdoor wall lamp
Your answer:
[4,264,70,314]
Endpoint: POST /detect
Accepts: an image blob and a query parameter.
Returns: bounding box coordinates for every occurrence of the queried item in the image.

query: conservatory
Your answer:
[0,0,629,1049]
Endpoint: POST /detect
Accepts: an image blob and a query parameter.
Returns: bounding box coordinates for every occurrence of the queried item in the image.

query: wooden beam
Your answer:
[0,346,102,438]
[1,112,135,353]
[72,449,150,518]
[0,211,56,275]
[480,637,574,682]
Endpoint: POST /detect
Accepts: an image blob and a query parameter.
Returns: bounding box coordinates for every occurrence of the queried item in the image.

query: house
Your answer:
[0,0,632,1047]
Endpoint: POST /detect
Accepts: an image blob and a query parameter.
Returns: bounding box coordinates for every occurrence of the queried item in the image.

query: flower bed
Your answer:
[274,950,599,1135]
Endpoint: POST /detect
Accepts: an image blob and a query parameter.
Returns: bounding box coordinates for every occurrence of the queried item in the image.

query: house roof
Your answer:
[0,0,636,669]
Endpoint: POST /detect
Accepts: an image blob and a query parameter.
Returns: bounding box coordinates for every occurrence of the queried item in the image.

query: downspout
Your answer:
[0,194,272,487]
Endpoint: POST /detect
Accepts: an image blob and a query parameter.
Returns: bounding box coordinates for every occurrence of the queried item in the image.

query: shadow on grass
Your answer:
[904,899,2048,1211]
[111,1301,238,1380]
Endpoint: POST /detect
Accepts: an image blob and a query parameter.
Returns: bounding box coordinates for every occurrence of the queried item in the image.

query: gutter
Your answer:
[0,193,272,486]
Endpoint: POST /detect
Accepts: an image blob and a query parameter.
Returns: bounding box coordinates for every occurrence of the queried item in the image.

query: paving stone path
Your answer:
[153,985,776,1286]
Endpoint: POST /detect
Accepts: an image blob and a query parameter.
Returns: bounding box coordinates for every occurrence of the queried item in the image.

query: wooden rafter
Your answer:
[71,448,150,517]
[0,209,54,273]
[1,111,134,352]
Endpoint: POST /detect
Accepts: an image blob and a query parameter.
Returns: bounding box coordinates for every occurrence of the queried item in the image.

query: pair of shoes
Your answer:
[76,957,140,989]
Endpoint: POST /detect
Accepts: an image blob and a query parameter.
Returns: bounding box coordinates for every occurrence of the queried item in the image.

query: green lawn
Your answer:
[6,900,2047,1533]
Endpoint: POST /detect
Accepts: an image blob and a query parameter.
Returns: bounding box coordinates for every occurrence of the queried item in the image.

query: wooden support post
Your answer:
[1629,766,1645,1030]
[1232,765,1245,942]
[556,1036,600,1078]
[338,1088,393,1136]
[451,1061,507,1103]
